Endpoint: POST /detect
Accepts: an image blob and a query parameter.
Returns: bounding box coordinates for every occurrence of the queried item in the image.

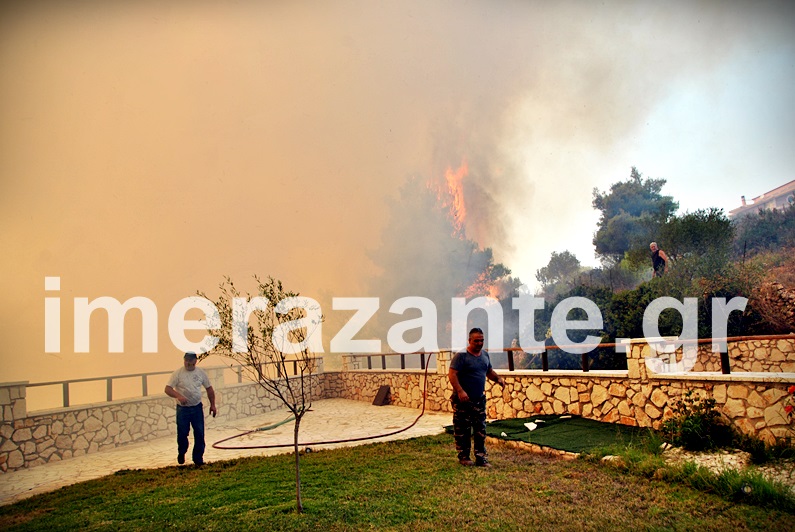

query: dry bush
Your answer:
[747,249,795,334]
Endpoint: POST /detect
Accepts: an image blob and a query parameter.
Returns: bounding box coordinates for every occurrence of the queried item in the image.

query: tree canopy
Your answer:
[536,251,581,287]
[659,207,734,263]
[535,250,583,300]
[592,167,678,261]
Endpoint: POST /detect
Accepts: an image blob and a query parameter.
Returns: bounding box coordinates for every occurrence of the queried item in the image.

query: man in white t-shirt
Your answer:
[165,352,217,466]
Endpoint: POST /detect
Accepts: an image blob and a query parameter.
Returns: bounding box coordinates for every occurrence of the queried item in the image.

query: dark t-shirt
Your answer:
[450,350,492,399]
[651,250,666,275]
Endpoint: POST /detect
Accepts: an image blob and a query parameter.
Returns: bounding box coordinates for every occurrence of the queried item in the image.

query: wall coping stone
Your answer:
[335,369,629,378]
[649,371,795,383]
[221,381,264,390]
[341,369,435,375]
[505,370,628,378]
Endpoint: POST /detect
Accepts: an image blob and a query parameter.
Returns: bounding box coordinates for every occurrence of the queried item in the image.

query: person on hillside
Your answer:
[650,242,669,277]
[165,352,217,466]
[448,328,505,467]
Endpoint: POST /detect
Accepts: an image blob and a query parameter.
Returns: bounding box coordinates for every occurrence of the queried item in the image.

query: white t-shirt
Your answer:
[167,367,211,407]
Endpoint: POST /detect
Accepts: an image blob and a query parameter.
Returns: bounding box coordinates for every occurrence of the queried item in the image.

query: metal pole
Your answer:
[720,352,731,374]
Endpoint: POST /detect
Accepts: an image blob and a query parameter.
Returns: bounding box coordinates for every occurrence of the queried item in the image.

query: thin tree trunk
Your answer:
[293,417,303,513]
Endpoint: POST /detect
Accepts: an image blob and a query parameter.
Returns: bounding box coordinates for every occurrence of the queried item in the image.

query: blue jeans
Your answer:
[176,403,205,464]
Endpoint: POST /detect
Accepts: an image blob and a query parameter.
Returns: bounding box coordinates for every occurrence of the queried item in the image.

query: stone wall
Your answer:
[322,369,451,411]
[630,339,794,443]
[337,337,795,443]
[690,337,795,373]
[0,368,323,473]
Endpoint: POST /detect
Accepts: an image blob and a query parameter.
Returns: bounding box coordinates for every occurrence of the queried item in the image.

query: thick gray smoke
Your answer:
[1,1,793,381]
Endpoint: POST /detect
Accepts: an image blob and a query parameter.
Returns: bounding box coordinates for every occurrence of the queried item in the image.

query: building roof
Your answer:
[729,179,795,218]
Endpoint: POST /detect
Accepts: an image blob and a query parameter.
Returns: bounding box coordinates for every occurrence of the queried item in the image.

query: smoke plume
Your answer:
[1,1,793,381]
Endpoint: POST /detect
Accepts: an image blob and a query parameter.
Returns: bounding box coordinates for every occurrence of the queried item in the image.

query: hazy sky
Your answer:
[1,0,794,382]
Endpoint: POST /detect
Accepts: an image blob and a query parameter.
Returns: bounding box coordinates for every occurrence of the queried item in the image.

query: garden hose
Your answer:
[212,353,433,450]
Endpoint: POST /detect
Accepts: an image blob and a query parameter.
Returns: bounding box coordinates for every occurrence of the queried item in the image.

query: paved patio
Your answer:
[0,399,450,506]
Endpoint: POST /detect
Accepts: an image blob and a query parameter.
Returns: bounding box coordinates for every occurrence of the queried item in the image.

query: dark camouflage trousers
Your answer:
[451,394,487,461]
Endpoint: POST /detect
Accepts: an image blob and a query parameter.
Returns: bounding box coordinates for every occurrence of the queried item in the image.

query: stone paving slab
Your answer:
[0,399,449,506]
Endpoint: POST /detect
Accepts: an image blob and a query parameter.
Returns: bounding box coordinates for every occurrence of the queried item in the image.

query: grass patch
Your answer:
[581,429,795,514]
[1,434,793,531]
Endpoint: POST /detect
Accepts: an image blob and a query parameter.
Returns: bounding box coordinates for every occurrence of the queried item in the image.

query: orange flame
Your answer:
[432,158,504,301]
[444,160,468,233]
[461,270,504,300]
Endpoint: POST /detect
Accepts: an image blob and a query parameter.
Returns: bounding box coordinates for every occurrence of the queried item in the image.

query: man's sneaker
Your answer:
[458,458,475,466]
[177,453,185,465]
[475,458,492,468]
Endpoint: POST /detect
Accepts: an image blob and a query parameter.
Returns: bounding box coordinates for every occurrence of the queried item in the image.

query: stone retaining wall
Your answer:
[0,368,322,473]
[691,338,795,373]
[336,337,795,444]
[320,370,451,411]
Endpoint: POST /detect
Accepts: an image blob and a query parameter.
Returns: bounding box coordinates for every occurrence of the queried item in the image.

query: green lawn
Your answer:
[1,434,793,531]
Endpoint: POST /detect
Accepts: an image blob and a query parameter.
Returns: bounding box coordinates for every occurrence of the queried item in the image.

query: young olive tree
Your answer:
[199,275,323,513]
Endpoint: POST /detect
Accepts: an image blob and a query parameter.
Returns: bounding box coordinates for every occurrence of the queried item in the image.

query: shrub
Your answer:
[733,204,795,257]
[661,390,733,451]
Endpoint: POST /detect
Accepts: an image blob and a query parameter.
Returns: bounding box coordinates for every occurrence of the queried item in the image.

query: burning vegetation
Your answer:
[365,159,522,348]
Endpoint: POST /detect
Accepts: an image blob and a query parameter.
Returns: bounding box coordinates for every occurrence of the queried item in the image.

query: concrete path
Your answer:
[0,399,450,506]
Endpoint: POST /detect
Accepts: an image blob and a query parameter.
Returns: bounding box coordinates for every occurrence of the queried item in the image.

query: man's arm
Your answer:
[448,368,469,402]
[659,249,670,272]
[206,386,217,417]
[486,368,506,387]
[165,385,188,405]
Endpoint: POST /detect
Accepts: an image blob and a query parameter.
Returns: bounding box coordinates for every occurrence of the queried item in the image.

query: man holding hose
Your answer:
[448,328,505,467]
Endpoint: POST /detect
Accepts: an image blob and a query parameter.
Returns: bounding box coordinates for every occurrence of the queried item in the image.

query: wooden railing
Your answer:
[26,358,321,409]
[27,370,175,408]
[347,348,606,373]
[345,334,795,375]
[350,352,431,371]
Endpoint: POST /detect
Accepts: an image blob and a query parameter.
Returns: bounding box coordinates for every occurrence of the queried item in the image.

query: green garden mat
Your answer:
[446,415,653,454]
